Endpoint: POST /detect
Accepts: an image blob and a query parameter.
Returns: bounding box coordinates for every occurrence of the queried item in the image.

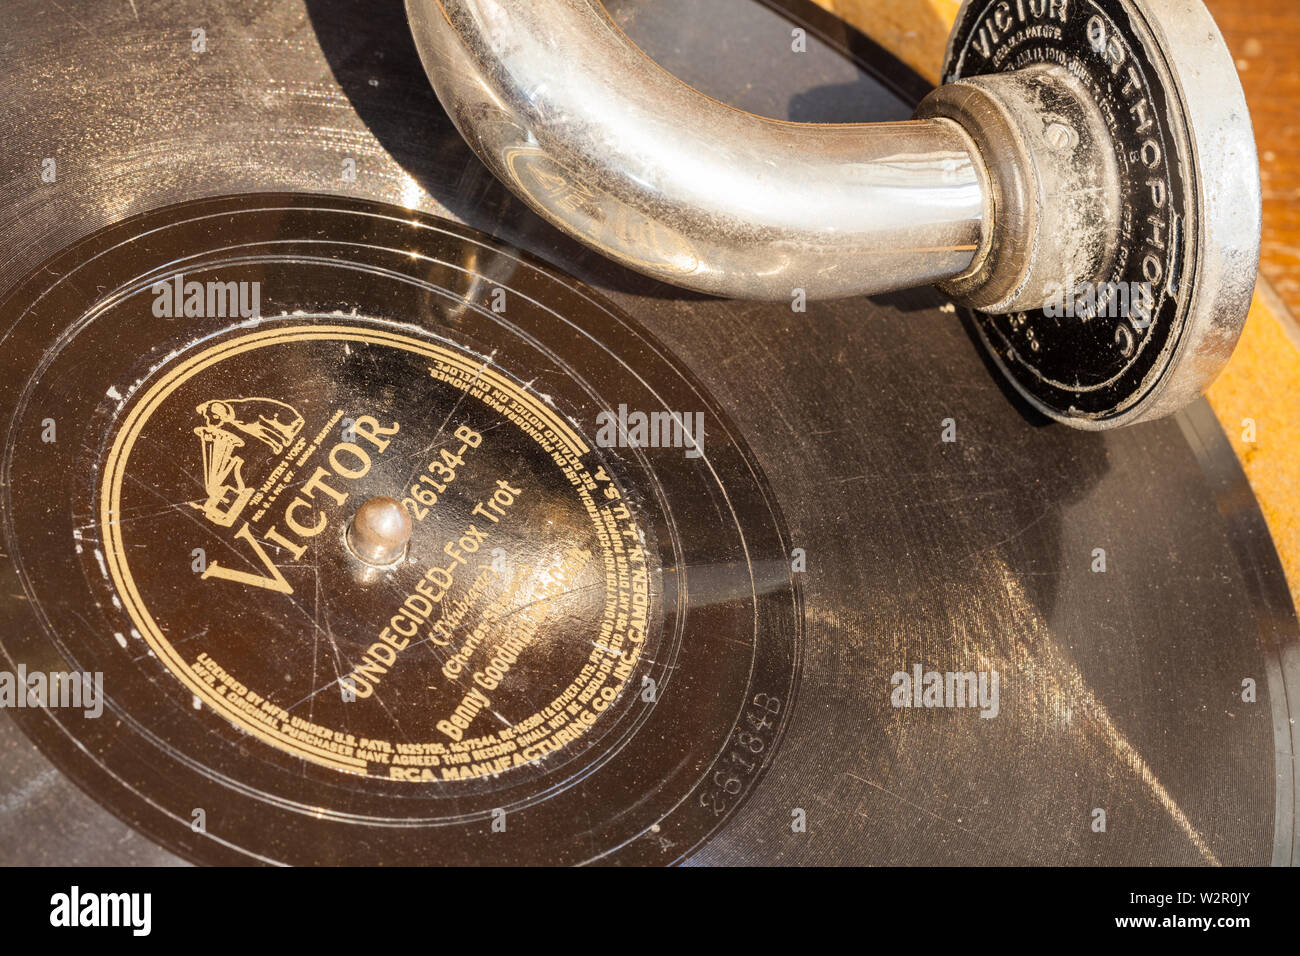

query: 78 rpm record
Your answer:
[0,194,800,865]
[0,0,1296,868]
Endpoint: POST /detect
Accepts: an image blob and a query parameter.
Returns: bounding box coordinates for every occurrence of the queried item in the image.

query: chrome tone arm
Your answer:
[406,0,988,300]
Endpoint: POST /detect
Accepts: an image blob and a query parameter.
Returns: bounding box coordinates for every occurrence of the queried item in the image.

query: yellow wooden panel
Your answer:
[811,0,958,83]
[1207,290,1300,606]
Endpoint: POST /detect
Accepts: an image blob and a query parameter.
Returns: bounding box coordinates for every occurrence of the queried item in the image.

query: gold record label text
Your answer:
[99,325,656,784]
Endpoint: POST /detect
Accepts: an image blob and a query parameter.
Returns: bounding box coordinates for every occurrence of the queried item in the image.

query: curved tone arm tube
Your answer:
[406,0,989,300]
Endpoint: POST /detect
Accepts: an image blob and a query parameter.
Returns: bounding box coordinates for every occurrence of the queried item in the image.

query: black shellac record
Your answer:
[0,0,1294,868]
[0,195,801,865]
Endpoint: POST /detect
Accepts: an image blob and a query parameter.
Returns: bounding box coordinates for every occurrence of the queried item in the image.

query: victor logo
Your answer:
[191,397,304,527]
[970,0,1070,64]
[198,414,401,595]
[152,272,261,318]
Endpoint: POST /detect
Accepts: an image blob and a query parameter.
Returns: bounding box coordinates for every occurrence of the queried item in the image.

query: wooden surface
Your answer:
[1196,0,1300,608]
[1199,2,1300,612]
[813,0,1300,608]
[1209,0,1300,316]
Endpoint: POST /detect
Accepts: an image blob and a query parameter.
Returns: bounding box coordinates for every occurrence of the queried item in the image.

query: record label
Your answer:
[98,324,661,787]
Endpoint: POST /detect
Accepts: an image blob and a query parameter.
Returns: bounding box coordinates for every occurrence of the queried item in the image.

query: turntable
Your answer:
[0,0,1295,868]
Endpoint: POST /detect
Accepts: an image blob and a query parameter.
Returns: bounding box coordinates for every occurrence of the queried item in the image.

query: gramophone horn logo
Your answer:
[190,397,304,527]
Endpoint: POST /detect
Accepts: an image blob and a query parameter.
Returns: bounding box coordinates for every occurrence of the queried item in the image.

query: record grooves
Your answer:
[0,0,1295,868]
[0,195,801,865]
